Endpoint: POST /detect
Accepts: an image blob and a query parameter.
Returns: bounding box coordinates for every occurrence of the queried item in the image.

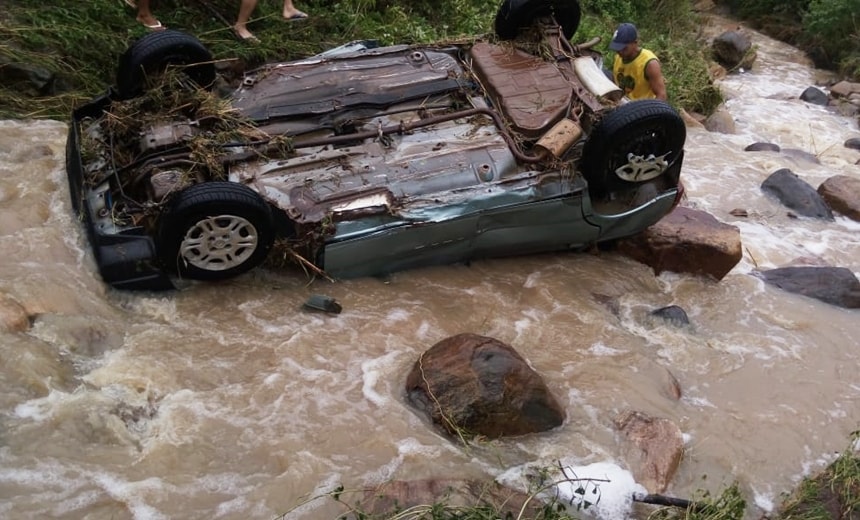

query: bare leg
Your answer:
[235,0,259,40]
[283,0,307,19]
[136,0,164,29]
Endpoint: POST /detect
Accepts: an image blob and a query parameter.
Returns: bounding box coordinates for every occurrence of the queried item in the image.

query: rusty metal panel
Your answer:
[469,42,572,138]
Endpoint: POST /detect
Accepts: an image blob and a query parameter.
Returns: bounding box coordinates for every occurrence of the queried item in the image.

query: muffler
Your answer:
[535,118,583,158]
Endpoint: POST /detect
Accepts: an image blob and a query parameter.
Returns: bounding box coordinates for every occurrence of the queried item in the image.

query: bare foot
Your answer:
[233,24,258,42]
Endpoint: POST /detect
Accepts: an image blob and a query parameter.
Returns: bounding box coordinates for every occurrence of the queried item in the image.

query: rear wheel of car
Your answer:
[495,0,581,40]
[581,100,686,197]
[156,182,275,281]
[116,30,216,100]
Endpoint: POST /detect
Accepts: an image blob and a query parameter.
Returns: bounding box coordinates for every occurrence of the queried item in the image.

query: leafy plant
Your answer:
[801,0,860,75]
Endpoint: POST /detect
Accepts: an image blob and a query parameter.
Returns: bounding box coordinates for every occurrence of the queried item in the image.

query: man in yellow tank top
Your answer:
[609,23,667,101]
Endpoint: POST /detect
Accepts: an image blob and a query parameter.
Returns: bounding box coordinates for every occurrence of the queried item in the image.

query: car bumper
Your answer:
[66,92,175,291]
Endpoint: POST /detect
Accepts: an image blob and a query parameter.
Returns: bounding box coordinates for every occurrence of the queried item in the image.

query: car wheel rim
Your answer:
[179,215,259,271]
[614,150,671,182]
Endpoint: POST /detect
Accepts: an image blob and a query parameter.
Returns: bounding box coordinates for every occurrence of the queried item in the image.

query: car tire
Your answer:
[116,30,216,100]
[495,0,581,40]
[581,100,686,197]
[156,182,275,281]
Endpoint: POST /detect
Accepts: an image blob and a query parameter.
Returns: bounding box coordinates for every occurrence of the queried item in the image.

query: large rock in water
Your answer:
[614,410,684,494]
[405,333,565,438]
[800,86,829,106]
[616,207,742,281]
[761,168,834,220]
[754,266,860,308]
[817,175,860,221]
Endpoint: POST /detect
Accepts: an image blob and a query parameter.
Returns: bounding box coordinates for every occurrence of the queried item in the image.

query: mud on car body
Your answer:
[66,0,686,291]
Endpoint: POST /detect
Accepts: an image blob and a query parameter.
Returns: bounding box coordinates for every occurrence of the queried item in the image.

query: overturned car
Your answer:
[66,0,686,291]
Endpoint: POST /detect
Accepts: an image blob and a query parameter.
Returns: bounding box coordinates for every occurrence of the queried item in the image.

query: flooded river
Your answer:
[1,16,859,520]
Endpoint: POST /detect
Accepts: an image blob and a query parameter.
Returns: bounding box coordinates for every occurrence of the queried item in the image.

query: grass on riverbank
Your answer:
[293,434,860,519]
[776,431,860,520]
[0,0,722,119]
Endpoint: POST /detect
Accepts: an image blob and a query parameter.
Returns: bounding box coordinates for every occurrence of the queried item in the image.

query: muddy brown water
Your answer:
[1,17,860,520]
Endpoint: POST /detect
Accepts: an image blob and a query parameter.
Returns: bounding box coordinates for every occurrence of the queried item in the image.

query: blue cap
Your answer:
[610,23,638,51]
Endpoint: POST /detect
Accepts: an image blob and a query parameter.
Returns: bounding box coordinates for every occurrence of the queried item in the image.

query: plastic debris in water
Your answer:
[302,294,343,314]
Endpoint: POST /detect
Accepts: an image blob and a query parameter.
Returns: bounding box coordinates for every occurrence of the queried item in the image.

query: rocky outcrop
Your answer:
[761,168,833,220]
[614,410,685,494]
[0,292,30,333]
[711,30,755,71]
[755,266,860,308]
[405,333,565,438]
[818,175,860,221]
[616,207,742,281]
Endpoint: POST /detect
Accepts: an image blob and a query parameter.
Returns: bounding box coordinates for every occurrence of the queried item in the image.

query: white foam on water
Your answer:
[361,350,403,407]
[588,341,625,356]
[384,308,412,322]
[360,437,447,485]
[13,389,70,421]
[752,487,775,513]
[92,473,168,520]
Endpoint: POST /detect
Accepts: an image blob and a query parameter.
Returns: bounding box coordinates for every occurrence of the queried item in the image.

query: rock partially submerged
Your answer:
[711,30,755,71]
[755,266,860,309]
[616,207,742,281]
[405,333,564,438]
[800,86,829,106]
[614,410,685,494]
[650,305,690,327]
[761,168,833,220]
[817,175,860,221]
[744,142,780,152]
[0,292,30,333]
[704,108,736,134]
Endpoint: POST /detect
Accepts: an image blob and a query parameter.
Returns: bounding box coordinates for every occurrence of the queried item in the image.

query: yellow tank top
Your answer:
[613,49,659,100]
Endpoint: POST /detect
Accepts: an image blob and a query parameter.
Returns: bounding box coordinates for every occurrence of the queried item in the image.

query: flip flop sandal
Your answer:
[285,12,309,21]
[143,20,165,31]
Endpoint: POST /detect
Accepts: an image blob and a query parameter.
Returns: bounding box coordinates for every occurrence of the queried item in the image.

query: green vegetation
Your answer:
[0,0,721,119]
[277,476,746,519]
[717,0,860,80]
[776,431,860,520]
[647,483,746,520]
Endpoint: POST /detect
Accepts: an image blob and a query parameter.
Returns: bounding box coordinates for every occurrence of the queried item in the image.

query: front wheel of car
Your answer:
[495,0,582,40]
[156,182,275,281]
[116,30,216,100]
[580,100,686,197]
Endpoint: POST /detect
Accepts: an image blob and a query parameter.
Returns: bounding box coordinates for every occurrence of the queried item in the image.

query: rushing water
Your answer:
[1,15,859,520]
